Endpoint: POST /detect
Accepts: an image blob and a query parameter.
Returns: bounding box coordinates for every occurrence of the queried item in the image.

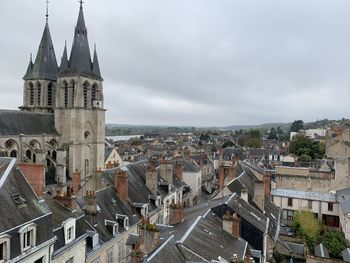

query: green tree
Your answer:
[246,138,261,148]
[293,210,321,252]
[249,129,261,138]
[300,154,312,163]
[289,134,325,160]
[222,140,234,148]
[268,128,278,140]
[322,230,349,259]
[290,120,304,132]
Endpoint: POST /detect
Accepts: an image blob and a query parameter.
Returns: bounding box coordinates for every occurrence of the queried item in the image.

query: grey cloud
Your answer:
[1,0,350,126]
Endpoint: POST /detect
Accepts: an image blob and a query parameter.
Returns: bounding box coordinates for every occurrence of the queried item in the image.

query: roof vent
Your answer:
[9,189,26,208]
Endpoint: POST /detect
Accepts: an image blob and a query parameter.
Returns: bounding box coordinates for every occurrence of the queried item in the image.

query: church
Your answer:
[0,2,105,184]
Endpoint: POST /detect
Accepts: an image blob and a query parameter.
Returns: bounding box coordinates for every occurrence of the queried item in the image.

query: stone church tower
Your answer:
[19,2,105,181]
[54,3,105,180]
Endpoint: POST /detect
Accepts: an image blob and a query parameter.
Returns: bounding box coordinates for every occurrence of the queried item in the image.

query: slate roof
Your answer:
[0,110,58,136]
[273,189,336,202]
[147,235,185,263]
[336,188,350,214]
[315,243,329,258]
[176,159,200,173]
[61,4,102,80]
[23,21,58,81]
[342,248,350,262]
[178,212,248,262]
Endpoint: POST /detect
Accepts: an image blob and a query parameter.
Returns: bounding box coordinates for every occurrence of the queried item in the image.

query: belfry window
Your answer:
[37,83,41,106]
[83,84,88,108]
[47,83,53,106]
[64,83,69,108]
[92,85,96,102]
[29,83,34,105]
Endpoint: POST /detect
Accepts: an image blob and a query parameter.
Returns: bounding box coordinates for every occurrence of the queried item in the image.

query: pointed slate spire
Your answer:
[68,2,93,75]
[92,44,102,78]
[23,54,34,79]
[24,17,58,80]
[60,41,69,74]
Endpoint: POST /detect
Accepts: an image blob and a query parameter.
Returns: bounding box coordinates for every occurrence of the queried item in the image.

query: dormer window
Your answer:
[19,223,37,252]
[0,235,10,262]
[116,214,129,230]
[62,218,76,244]
[105,220,118,236]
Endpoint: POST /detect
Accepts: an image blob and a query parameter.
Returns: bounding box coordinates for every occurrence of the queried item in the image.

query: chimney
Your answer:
[241,188,248,203]
[175,162,183,181]
[18,163,45,198]
[245,255,251,263]
[231,155,237,167]
[228,165,236,180]
[115,170,128,202]
[263,172,271,199]
[71,169,81,195]
[54,185,77,210]
[254,181,265,211]
[56,150,67,184]
[218,148,223,165]
[130,243,143,263]
[219,165,225,190]
[160,160,173,185]
[223,210,240,238]
[84,191,97,216]
[232,213,240,237]
[146,160,158,195]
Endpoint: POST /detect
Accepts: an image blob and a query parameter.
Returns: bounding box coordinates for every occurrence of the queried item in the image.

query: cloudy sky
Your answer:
[1,0,350,126]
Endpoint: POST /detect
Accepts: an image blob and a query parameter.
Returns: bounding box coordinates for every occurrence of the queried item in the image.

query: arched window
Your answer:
[70,81,75,107]
[37,82,41,106]
[10,150,17,158]
[83,83,88,108]
[29,82,34,105]
[64,82,68,108]
[52,151,57,161]
[33,153,36,163]
[47,83,53,106]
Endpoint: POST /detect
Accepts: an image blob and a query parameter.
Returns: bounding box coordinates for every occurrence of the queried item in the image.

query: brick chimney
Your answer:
[218,148,223,165]
[71,169,81,195]
[130,243,143,263]
[263,172,271,199]
[160,160,173,185]
[219,165,225,190]
[175,162,183,181]
[115,170,128,202]
[232,213,240,237]
[146,160,158,195]
[18,163,45,198]
[54,185,77,210]
[84,191,97,216]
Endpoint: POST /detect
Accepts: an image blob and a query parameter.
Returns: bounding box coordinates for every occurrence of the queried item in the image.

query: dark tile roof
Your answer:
[104,146,114,162]
[23,22,58,81]
[0,110,58,136]
[147,236,185,263]
[176,159,200,173]
[178,212,247,262]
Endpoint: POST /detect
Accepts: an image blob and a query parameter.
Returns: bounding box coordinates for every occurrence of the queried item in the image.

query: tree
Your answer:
[322,230,349,259]
[222,140,234,148]
[289,134,325,160]
[293,210,321,252]
[268,128,278,140]
[290,120,304,132]
[246,138,262,148]
[249,129,261,138]
[300,154,312,163]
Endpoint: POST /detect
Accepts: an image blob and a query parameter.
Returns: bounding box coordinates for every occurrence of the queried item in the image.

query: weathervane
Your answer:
[79,0,84,8]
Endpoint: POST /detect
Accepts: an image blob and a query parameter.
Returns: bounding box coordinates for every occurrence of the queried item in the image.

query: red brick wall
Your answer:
[18,163,45,198]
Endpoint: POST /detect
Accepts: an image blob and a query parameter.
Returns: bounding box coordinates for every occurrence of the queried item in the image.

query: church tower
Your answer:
[21,10,58,112]
[54,2,105,180]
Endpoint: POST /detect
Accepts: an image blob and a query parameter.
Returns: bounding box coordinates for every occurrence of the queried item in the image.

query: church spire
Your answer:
[23,2,58,80]
[92,44,102,79]
[23,54,34,79]
[68,1,92,76]
[60,41,69,74]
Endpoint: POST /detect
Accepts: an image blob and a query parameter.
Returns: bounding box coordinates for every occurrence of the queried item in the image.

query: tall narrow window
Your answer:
[29,83,34,105]
[83,84,88,108]
[37,83,41,106]
[85,159,89,177]
[47,83,53,106]
[91,85,96,102]
[70,84,75,107]
[64,83,68,108]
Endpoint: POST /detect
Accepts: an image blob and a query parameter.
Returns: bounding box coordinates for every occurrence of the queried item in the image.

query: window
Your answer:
[287,210,294,221]
[83,83,88,108]
[0,237,10,262]
[19,224,37,252]
[328,202,334,211]
[66,257,74,263]
[37,83,41,106]
[34,257,44,263]
[63,218,76,244]
[64,83,68,108]
[91,85,96,102]
[106,247,114,263]
[287,198,293,207]
[47,83,53,106]
[118,241,123,263]
[29,83,34,105]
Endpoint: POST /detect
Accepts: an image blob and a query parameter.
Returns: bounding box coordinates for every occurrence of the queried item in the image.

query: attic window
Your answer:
[9,189,26,208]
